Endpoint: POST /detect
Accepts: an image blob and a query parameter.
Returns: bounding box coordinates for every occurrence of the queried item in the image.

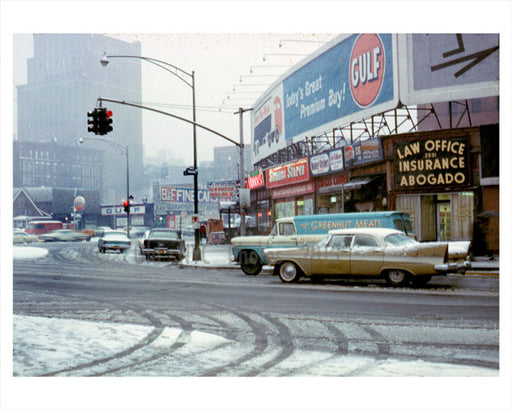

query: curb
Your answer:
[180,263,499,276]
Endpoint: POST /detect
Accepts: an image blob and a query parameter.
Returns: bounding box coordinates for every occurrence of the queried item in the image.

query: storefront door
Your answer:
[437,202,452,241]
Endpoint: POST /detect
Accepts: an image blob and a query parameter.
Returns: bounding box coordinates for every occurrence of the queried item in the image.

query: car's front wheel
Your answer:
[278,261,301,283]
[240,250,262,275]
[385,269,409,286]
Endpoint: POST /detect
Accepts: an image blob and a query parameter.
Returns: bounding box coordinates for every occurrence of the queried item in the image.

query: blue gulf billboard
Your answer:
[252,34,398,163]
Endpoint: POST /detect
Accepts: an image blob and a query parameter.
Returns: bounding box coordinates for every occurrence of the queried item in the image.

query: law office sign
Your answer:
[394,134,471,191]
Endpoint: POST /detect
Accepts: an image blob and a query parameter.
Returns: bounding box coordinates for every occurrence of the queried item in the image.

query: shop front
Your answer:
[392,133,474,242]
[247,169,273,233]
[266,157,315,219]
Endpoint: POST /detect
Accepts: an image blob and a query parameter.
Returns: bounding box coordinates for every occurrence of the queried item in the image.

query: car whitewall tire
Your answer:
[279,261,301,283]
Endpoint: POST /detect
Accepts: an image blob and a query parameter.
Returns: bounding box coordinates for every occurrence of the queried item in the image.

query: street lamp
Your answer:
[78,136,131,238]
[100,53,201,261]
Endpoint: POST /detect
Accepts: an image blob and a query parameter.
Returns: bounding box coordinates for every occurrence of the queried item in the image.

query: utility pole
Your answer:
[235,107,253,236]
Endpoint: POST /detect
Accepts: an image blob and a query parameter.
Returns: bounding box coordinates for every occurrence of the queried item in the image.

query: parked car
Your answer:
[13,231,39,244]
[94,226,113,237]
[142,228,186,261]
[39,229,89,242]
[98,231,131,253]
[264,228,471,286]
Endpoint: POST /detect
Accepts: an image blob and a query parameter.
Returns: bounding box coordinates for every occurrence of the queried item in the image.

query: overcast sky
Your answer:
[5,2,511,166]
[12,32,336,163]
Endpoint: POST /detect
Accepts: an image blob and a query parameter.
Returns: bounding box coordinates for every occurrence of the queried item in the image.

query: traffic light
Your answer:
[123,200,130,213]
[97,108,113,135]
[87,109,100,134]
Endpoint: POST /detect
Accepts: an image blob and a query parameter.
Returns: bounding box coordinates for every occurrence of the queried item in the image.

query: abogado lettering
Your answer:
[395,136,470,189]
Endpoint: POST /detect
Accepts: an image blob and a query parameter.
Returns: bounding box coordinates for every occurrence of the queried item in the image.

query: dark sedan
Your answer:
[142,228,186,261]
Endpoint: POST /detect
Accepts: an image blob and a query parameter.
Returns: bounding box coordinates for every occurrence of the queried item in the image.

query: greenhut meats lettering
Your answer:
[394,136,470,189]
[307,219,383,232]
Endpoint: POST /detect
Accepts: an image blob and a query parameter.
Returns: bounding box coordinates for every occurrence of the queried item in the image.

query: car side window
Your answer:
[279,223,296,236]
[353,235,378,248]
[329,235,353,249]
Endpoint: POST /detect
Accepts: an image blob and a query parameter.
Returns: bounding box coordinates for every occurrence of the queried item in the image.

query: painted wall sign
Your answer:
[310,148,344,176]
[160,187,216,203]
[266,157,311,189]
[209,183,236,200]
[394,135,471,190]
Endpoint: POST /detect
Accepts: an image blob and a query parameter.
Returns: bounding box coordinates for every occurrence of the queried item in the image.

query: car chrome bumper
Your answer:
[435,261,471,273]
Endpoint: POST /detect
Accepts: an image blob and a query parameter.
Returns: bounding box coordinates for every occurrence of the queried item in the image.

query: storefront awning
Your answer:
[317,178,372,194]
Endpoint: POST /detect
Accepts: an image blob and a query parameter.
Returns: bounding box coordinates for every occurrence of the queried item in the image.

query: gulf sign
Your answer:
[350,34,386,107]
[262,34,397,148]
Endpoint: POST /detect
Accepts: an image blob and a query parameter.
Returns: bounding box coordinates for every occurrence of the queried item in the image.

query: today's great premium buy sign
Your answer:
[394,135,471,191]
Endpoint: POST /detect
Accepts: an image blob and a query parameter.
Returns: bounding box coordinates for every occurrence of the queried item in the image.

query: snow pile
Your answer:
[12,246,48,259]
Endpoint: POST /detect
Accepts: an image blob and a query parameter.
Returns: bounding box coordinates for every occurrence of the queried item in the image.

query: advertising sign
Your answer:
[160,187,215,203]
[247,169,265,190]
[252,85,285,161]
[310,148,344,176]
[101,204,146,216]
[399,34,499,105]
[252,34,398,164]
[394,134,471,191]
[209,183,236,200]
[266,157,311,189]
[344,138,383,168]
[73,196,86,211]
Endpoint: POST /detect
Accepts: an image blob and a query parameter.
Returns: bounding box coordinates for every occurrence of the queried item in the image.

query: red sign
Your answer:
[266,157,310,189]
[350,34,385,107]
[247,169,265,190]
[316,173,349,188]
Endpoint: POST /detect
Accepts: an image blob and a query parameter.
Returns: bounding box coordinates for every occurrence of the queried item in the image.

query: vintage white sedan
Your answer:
[264,228,471,286]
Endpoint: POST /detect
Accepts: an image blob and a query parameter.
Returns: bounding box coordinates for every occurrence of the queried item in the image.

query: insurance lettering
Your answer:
[394,135,470,190]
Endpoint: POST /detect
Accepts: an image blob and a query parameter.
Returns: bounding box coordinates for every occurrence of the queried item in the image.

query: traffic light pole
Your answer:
[125,148,130,238]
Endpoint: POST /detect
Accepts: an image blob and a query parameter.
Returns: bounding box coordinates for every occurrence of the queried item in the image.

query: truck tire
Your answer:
[240,250,262,275]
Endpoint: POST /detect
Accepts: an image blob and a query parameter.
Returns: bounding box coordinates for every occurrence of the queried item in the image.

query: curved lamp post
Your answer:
[100,53,201,261]
[79,136,130,238]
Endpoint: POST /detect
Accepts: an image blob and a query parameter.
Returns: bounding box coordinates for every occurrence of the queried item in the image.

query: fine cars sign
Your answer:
[394,134,470,191]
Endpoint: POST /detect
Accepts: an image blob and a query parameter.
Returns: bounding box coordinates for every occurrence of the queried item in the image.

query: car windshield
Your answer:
[148,231,178,240]
[384,233,417,248]
[318,235,331,247]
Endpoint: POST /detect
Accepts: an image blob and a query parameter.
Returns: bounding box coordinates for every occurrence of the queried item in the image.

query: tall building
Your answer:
[16,34,144,202]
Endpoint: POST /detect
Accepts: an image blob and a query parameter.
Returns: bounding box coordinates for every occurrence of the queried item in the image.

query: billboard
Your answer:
[251,33,499,165]
[252,34,398,163]
[398,34,499,105]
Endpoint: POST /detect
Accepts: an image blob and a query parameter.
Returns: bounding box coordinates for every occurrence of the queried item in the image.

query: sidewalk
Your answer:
[181,243,500,275]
